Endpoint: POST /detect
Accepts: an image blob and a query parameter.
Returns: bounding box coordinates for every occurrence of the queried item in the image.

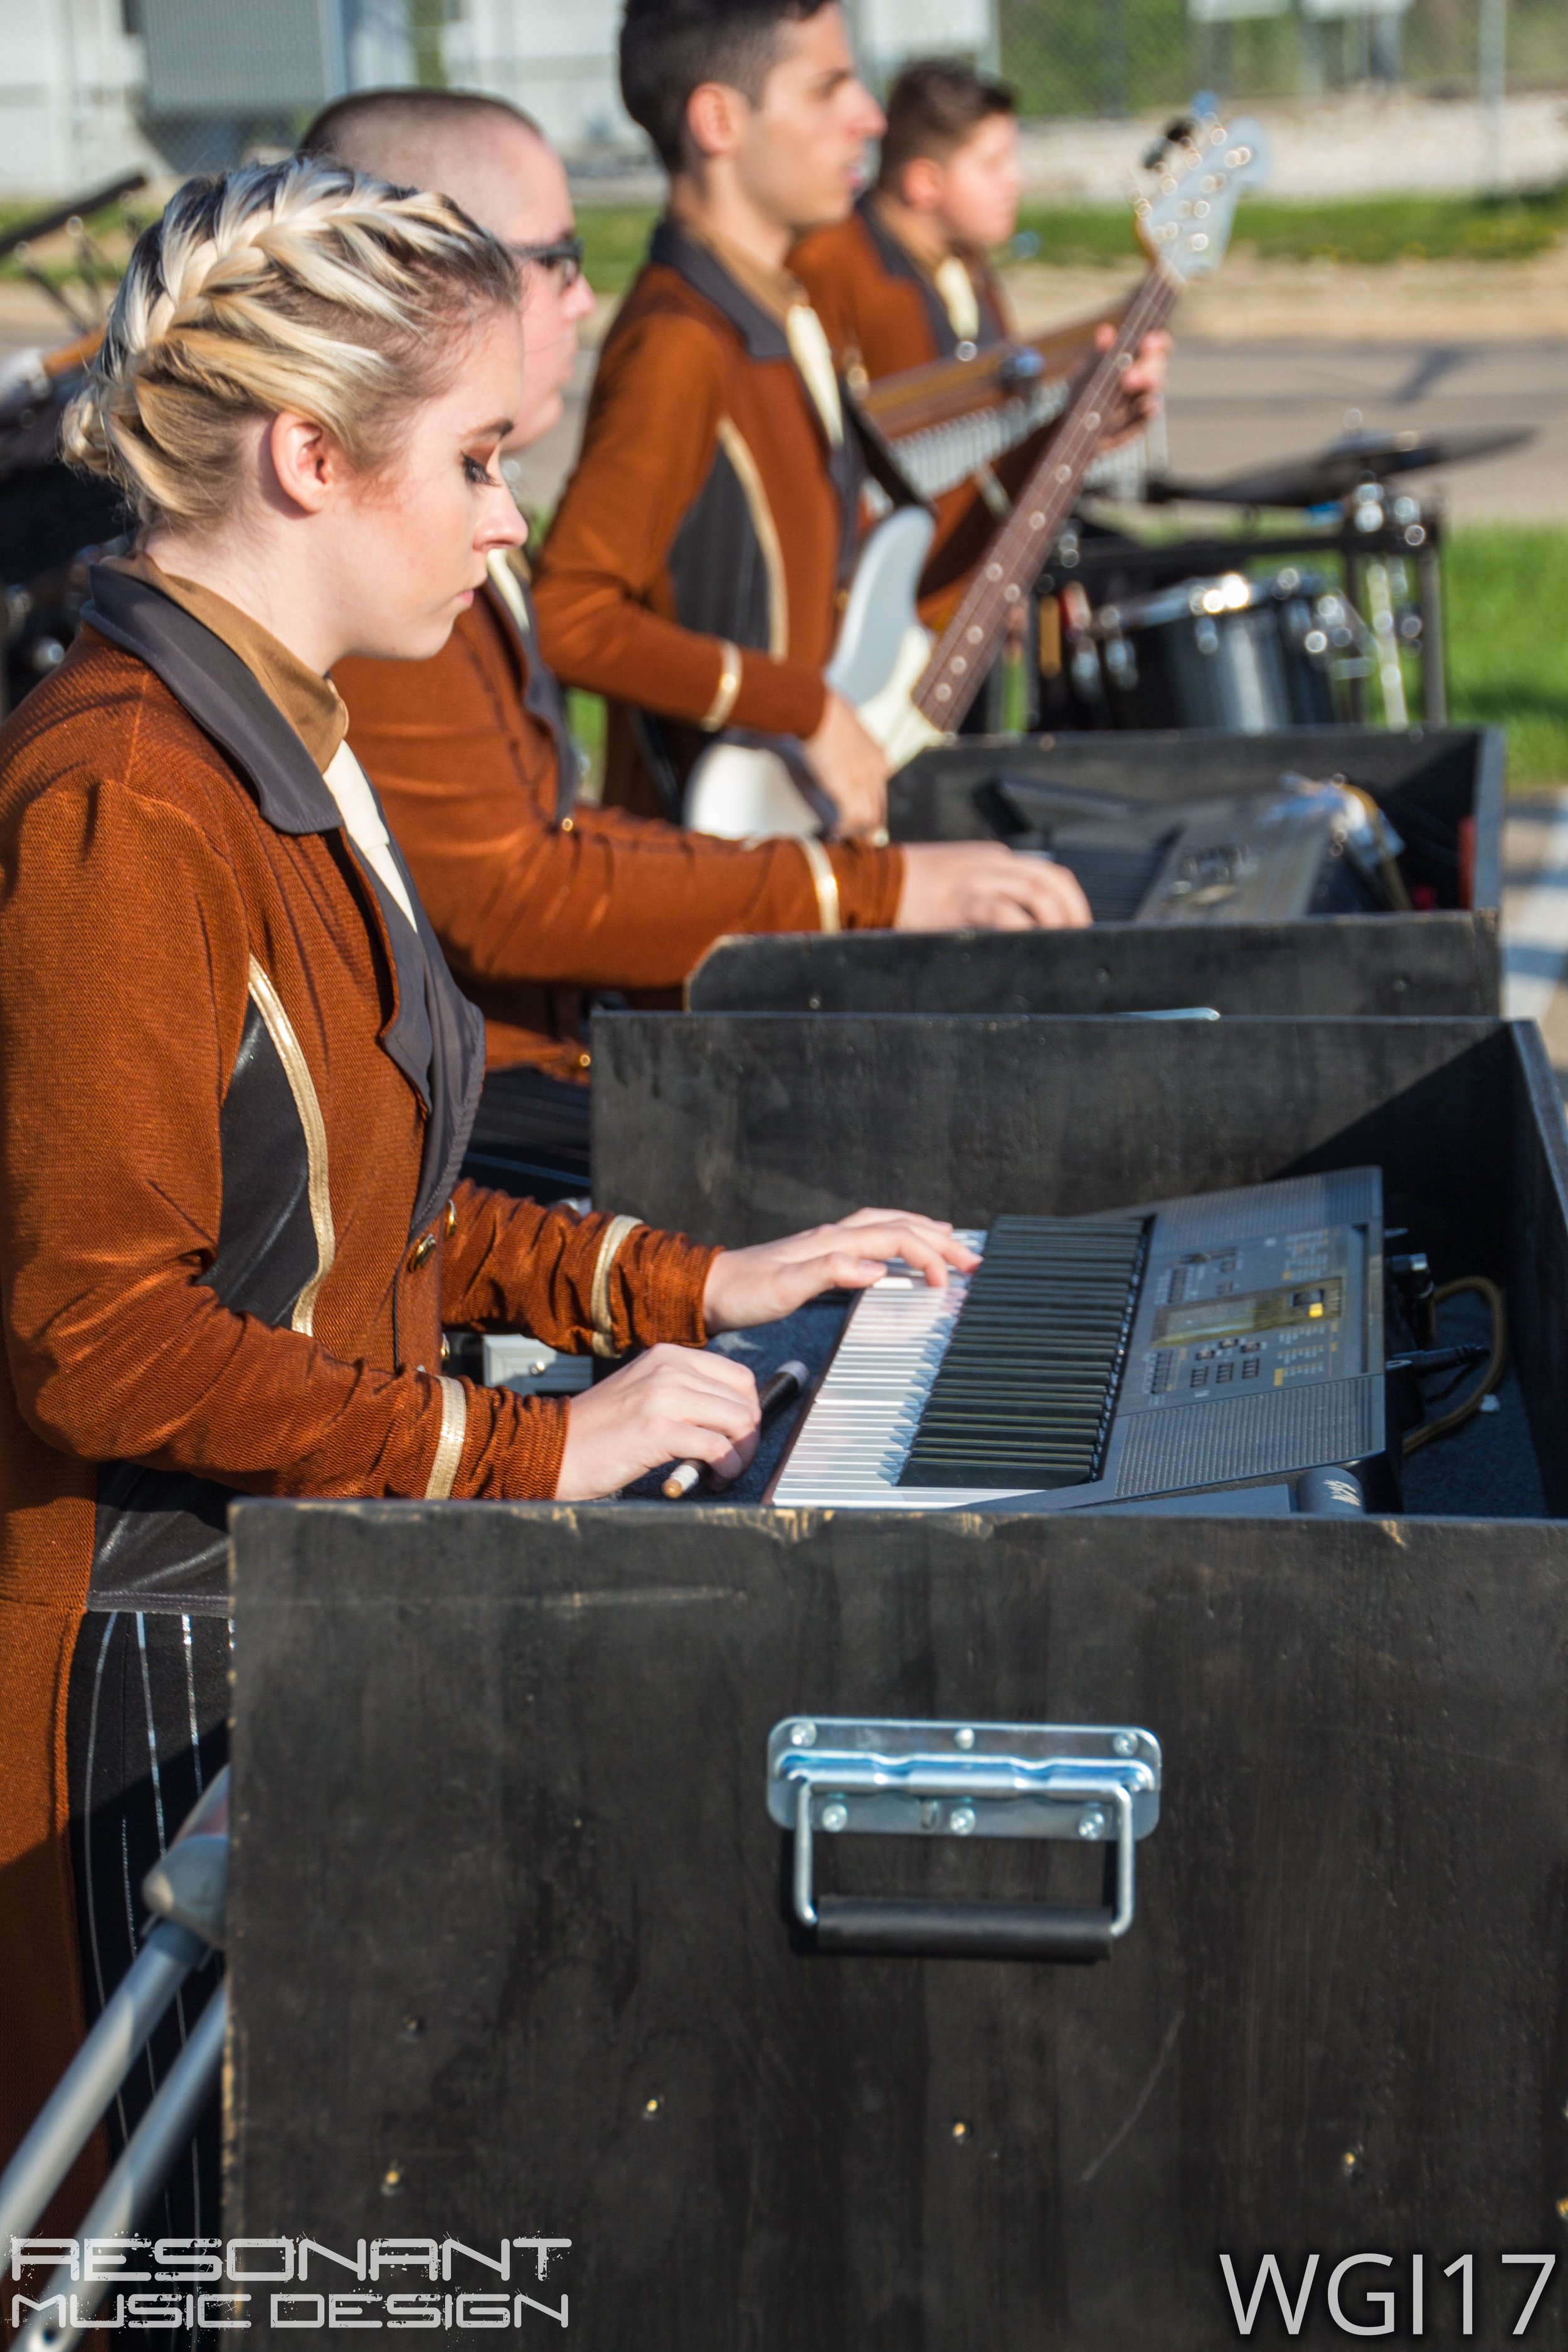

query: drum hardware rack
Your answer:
[1044,499,1448,724]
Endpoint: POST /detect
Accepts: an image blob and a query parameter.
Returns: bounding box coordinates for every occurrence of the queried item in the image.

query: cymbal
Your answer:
[1147,425,1536,509]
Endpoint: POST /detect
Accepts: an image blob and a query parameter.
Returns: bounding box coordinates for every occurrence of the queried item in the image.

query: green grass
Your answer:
[1016,183,1568,270]
[1445,526,1568,787]
[576,205,659,297]
[571,185,1568,297]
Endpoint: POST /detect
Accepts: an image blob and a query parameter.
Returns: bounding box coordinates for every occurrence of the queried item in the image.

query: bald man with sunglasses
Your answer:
[305,88,1086,1190]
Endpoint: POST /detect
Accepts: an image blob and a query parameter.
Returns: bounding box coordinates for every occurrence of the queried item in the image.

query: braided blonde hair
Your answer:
[64,156,519,529]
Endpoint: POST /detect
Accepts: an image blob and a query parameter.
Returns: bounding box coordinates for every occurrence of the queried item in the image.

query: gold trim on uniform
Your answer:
[701,639,744,731]
[796,837,843,933]
[424,1374,467,1500]
[714,417,789,660]
[590,1214,644,1358]
[245,956,336,1337]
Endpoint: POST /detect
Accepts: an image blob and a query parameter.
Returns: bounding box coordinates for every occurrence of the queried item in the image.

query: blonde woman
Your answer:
[0,159,972,2210]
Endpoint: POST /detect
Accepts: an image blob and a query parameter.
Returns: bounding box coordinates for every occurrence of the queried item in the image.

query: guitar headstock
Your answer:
[1135,115,1271,285]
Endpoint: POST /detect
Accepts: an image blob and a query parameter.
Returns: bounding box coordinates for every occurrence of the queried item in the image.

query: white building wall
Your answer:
[850,0,999,78]
[0,0,160,196]
[442,0,635,154]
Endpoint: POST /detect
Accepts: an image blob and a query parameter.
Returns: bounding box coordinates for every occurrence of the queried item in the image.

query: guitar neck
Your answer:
[913,265,1179,733]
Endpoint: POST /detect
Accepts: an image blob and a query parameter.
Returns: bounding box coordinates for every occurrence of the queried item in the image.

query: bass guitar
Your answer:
[684,112,1271,840]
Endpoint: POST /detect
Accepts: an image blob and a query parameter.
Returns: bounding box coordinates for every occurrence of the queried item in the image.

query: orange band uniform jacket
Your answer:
[334,563,903,1074]
[531,220,887,817]
[0,561,716,2188]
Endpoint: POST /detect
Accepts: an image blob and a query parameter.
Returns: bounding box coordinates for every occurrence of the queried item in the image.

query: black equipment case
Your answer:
[689,726,1505,1019]
[226,1015,1568,2346]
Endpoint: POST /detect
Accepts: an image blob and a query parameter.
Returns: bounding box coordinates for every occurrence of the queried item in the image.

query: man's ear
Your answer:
[901,156,946,216]
[686,80,748,161]
[267,410,337,514]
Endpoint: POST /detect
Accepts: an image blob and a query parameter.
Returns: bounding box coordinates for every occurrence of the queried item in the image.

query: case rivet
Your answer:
[1114,1732,1137,1756]
[790,1722,817,1747]
[954,1726,976,1749]
[1078,1808,1106,1840]
[950,1807,977,1836]
[822,1800,849,1833]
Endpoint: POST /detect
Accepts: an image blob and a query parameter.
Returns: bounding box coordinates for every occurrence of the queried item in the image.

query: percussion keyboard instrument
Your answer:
[768,1169,1389,1510]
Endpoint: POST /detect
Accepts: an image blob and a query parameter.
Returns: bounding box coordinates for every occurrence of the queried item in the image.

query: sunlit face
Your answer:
[474,122,598,448]
[729,4,886,235]
[914,111,1024,252]
[334,303,527,660]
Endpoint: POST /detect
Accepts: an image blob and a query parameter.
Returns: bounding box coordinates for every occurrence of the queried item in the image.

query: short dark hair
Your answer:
[620,0,833,172]
[300,87,543,174]
[877,58,1015,193]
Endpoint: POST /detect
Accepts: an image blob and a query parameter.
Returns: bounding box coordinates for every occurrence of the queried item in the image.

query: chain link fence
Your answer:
[997,0,1568,122]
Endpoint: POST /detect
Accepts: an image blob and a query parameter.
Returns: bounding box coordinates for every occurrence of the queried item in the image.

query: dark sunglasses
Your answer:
[509,233,586,291]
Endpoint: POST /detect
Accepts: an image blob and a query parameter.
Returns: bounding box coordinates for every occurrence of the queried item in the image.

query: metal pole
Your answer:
[1479,0,1507,188]
[0,1919,205,2250]
[14,1988,228,2352]
[1419,536,1448,724]
[1102,0,1130,116]
[979,0,1002,78]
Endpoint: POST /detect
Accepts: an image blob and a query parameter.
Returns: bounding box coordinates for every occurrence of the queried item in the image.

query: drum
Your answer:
[1086,568,1342,732]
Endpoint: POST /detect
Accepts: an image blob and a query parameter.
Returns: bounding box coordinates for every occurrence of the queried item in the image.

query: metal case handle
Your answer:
[768,1719,1162,1964]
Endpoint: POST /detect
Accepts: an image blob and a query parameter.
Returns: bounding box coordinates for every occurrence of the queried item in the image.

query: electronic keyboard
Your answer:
[766,1169,1392,1512]
[990,773,1408,924]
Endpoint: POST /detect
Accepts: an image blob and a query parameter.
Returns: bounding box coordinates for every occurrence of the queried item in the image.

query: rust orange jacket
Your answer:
[0,565,716,2193]
[532,220,876,817]
[792,198,1027,610]
[334,573,904,1073]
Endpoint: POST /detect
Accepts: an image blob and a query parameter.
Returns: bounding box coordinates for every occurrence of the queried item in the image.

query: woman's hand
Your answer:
[555,1342,761,1500]
[703,1209,980,1333]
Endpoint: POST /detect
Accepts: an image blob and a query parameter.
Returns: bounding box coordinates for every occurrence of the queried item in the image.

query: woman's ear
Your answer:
[266,410,337,514]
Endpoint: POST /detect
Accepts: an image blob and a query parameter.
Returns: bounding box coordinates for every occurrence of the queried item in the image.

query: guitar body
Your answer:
[682,506,936,839]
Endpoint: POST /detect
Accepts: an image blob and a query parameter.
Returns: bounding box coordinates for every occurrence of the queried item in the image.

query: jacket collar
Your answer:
[483,555,578,823]
[650,217,794,364]
[84,565,345,836]
[856,193,963,359]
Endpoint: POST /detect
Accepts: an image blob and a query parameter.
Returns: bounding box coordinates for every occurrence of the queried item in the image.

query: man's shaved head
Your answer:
[303,86,597,452]
[302,88,548,231]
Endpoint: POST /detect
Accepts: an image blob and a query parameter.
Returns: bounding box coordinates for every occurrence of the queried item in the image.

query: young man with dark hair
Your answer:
[300,83,1090,1185]
[529,1,1079,899]
[792,55,1168,610]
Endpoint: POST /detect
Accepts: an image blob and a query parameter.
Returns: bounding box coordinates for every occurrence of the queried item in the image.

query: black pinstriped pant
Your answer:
[65,1610,230,2345]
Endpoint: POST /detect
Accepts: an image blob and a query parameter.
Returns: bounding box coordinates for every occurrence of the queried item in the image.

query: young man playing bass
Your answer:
[530,0,1081,874]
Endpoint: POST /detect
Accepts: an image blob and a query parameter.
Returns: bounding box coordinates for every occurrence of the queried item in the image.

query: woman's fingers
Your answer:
[819,1218,980,1284]
[833,1205,955,1239]
[556,1344,764,1498]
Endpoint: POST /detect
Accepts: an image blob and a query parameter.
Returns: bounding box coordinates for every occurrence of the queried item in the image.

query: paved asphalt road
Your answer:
[1159,338,1568,524]
[500,331,1568,525]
